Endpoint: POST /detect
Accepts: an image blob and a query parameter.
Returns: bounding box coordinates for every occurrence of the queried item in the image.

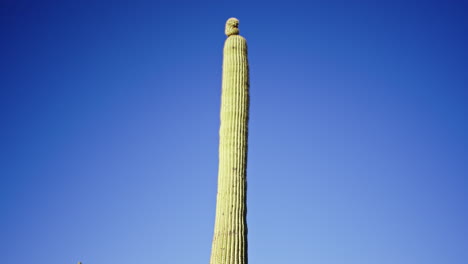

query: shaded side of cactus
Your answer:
[210,18,250,264]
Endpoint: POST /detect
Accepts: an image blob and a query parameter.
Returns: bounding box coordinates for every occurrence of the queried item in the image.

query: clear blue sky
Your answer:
[1,0,467,263]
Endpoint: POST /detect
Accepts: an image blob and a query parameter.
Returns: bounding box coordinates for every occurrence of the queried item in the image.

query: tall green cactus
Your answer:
[210,18,250,264]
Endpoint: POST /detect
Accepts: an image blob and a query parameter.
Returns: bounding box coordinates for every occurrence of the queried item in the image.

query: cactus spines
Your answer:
[210,18,250,264]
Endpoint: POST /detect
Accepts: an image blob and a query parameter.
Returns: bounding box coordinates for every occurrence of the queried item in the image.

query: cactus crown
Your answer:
[225,17,240,36]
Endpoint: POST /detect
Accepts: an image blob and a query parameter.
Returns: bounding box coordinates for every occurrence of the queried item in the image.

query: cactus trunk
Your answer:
[210,18,250,264]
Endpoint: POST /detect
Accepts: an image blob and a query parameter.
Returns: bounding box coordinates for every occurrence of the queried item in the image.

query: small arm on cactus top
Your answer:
[225,17,240,36]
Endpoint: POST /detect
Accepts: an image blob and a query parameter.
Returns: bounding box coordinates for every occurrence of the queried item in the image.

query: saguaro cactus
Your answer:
[210,18,250,264]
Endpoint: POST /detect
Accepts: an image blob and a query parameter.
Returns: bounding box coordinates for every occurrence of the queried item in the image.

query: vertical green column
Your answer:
[210,18,250,264]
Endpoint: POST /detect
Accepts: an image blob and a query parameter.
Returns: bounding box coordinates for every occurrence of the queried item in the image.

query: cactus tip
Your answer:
[225,17,240,36]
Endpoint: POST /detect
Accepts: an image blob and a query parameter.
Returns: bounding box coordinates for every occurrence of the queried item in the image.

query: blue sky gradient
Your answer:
[1,0,467,263]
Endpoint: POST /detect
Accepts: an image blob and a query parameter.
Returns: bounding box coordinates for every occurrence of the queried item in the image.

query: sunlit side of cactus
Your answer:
[210,18,250,264]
